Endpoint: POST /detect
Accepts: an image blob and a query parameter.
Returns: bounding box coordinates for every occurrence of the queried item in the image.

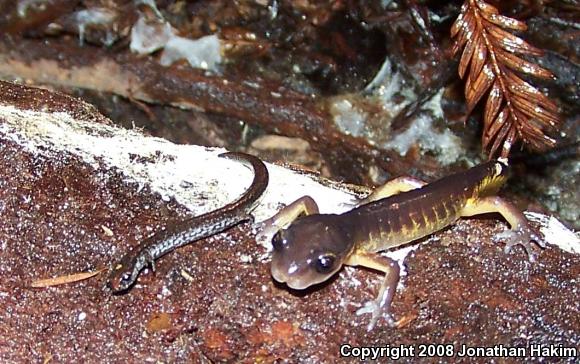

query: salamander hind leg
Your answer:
[460,196,546,262]
[345,251,400,331]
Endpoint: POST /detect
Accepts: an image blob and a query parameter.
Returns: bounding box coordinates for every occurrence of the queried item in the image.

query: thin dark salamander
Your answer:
[108,152,269,293]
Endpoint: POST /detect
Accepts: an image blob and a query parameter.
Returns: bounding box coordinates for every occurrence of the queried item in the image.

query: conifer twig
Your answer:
[451,0,560,158]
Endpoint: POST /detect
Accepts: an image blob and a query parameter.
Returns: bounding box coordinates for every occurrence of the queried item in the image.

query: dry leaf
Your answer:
[451,0,560,158]
[30,268,105,288]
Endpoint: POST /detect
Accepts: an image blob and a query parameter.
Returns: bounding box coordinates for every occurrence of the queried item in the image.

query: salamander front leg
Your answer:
[461,196,546,262]
[345,251,400,331]
[358,176,426,206]
[257,196,320,245]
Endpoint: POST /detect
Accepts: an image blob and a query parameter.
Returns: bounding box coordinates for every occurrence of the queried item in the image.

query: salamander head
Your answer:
[271,214,354,290]
[107,263,134,293]
[107,256,140,293]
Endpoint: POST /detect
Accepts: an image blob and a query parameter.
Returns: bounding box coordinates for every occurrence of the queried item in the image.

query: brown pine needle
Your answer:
[30,268,106,288]
[451,0,560,158]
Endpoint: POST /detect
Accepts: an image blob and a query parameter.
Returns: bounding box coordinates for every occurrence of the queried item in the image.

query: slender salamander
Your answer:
[261,160,545,330]
[108,152,269,293]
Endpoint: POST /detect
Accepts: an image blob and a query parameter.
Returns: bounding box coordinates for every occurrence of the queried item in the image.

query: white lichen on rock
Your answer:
[17,0,49,17]
[72,7,118,46]
[330,99,367,137]
[128,3,222,71]
[160,35,222,71]
[384,90,464,165]
[130,15,175,55]
[332,56,465,165]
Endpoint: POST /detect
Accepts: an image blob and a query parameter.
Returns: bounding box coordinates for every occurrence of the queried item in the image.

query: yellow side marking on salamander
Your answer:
[474,163,507,197]
[409,212,419,232]
[432,205,440,224]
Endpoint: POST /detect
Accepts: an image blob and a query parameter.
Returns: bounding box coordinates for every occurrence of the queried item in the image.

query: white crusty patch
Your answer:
[525,212,579,254]
[0,104,351,226]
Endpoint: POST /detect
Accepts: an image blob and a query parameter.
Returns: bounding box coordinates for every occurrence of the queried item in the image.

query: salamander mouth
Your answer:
[286,279,310,290]
[271,264,310,290]
[271,264,331,290]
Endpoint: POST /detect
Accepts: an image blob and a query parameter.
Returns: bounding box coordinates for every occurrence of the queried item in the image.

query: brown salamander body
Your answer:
[347,160,506,252]
[263,160,544,330]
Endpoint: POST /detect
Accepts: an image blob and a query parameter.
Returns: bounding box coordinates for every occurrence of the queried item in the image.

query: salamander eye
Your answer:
[314,254,336,274]
[272,231,284,252]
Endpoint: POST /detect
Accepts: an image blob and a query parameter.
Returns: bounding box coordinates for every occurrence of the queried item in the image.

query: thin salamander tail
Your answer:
[218,152,269,211]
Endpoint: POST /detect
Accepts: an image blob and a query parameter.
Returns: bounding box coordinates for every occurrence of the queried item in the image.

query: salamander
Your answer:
[262,160,545,330]
[108,152,269,293]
